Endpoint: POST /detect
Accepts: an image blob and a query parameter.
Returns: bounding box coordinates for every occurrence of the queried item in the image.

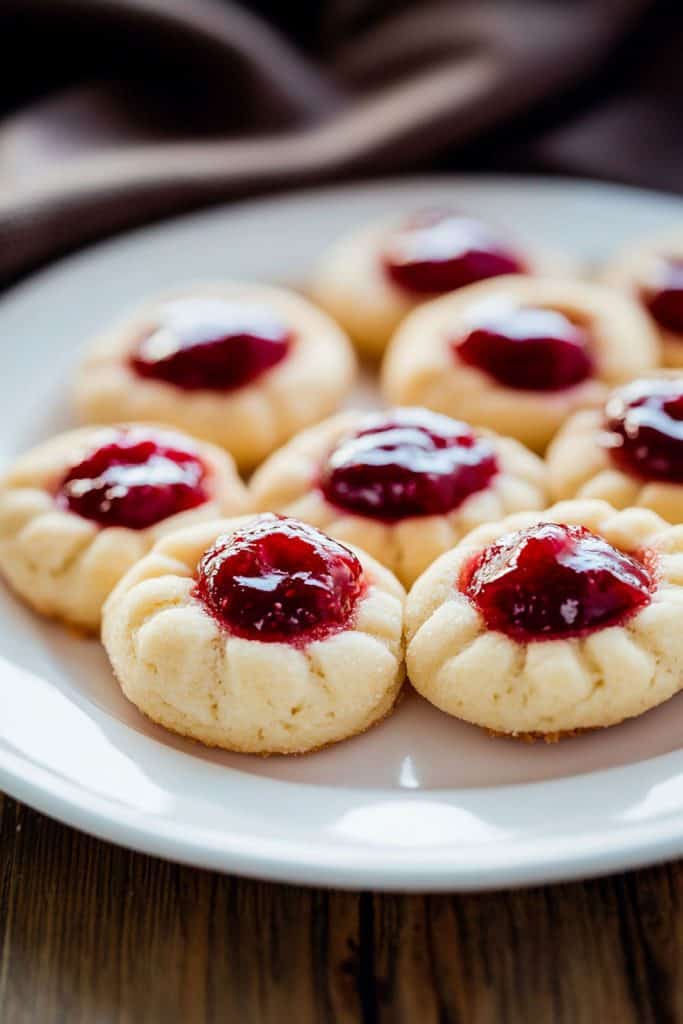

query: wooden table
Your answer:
[0,794,678,1022]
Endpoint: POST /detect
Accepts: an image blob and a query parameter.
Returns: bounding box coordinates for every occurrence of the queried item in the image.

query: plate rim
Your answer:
[3,171,683,891]
[5,734,683,891]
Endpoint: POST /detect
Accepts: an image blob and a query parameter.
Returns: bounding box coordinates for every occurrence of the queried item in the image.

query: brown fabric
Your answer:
[0,0,678,285]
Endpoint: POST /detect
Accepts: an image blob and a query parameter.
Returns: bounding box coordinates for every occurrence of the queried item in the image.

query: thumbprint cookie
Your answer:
[406,500,683,738]
[250,406,547,587]
[602,227,683,366]
[73,283,356,470]
[309,207,571,358]
[102,514,405,754]
[547,374,683,523]
[381,275,659,451]
[0,425,248,631]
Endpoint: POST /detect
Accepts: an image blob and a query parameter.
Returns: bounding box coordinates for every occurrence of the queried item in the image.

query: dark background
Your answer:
[0,0,682,285]
[0,0,681,188]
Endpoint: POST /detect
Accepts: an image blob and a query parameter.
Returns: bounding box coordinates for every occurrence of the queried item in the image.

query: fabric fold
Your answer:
[0,0,672,284]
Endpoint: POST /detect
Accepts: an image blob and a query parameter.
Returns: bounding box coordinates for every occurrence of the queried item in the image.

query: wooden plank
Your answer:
[0,794,679,1023]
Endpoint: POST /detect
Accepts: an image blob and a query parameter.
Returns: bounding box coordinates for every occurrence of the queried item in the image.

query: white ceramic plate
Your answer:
[3,175,683,892]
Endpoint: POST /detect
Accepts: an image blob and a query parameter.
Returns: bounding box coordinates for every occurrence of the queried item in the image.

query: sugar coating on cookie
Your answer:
[102,514,405,754]
[381,275,659,451]
[73,282,357,470]
[0,425,248,631]
[601,227,683,367]
[548,374,683,523]
[309,209,572,359]
[250,407,548,587]
[406,499,683,737]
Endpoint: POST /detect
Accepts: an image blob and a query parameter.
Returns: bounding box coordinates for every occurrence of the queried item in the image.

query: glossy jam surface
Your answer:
[382,209,524,295]
[455,304,593,391]
[642,257,683,334]
[195,515,365,645]
[605,378,683,482]
[130,298,291,391]
[460,522,653,642]
[319,409,499,521]
[57,430,208,529]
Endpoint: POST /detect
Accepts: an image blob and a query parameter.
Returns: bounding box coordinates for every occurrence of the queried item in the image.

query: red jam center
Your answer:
[319,409,499,521]
[195,515,365,645]
[605,378,683,482]
[382,209,525,295]
[454,304,594,391]
[57,430,208,530]
[130,298,291,391]
[642,257,683,334]
[460,522,654,642]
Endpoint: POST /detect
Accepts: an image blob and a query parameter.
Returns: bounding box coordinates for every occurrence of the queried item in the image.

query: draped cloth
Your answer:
[0,0,678,284]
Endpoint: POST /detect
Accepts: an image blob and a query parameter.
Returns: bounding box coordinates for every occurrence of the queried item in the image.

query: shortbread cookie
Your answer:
[309,208,571,358]
[547,375,683,522]
[73,282,356,470]
[406,499,683,737]
[250,407,547,587]
[0,425,248,631]
[602,227,683,366]
[381,275,659,451]
[102,514,405,754]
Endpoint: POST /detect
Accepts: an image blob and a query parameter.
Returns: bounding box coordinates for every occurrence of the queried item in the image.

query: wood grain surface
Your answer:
[0,792,679,1023]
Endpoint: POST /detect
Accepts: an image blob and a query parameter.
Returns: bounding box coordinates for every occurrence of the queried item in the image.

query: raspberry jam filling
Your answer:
[460,522,654,642]
[57,430,209,530]
[130,297,291,391]
[382,209,524,295]
[195,515,365,645]
[319,409,499,521]
[454,305,594,391]
[642,257,683,334]
[605,378,683,482]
